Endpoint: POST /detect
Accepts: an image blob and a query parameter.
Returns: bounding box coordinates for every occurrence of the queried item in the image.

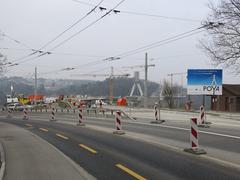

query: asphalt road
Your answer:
[0,117,240,180]
[23,111,240,137]
[84,117,240,153]
[19,112,240,154]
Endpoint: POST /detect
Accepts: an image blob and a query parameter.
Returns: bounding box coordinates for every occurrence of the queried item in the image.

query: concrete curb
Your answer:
[0,142,6,180]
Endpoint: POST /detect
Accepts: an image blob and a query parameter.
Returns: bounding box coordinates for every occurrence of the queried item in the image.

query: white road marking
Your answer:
[128,121,240,140]
[5,115,240,140]
[214,122,240,127]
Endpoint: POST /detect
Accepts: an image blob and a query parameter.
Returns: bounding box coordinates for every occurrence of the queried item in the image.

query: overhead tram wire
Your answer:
[35,27,203,75]
[72,0,95,6]
[67,66,111,77]
[8,29,204,69]
[0,47,110,59]
[72,0,201,23]
[0,31,41,64]
[103,27,204,61]
[0,47,33,51]
[32,0,128,74]
[38,58,106,76]
[47,0,127,51]
[16,29,204,65]
[151,53,203,61]
[119,29,206,58]
[115,21,225,58]
[0,31,33,50]
[119,10,201,23]
[6,0,105,65]
[36,23,221,75]
[6,53,47,68]
[11,0,127,67]
[38,0,105,50]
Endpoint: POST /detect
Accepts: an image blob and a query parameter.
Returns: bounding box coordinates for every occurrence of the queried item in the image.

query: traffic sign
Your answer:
[187,69,222,95]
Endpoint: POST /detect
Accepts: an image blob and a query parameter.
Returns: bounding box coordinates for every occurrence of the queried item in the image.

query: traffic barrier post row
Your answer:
[113,110,125,135]
[184,117,206,155]
[198,105,210,128]
[50,107,56,121]
[77,106,85,126]
[150,103,165,124]
[23,108,29,120]
[4,106,127,135]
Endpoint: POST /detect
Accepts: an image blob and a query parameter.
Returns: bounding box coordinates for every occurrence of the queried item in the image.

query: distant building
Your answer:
[211,84,240,112]
[6,95,18,104]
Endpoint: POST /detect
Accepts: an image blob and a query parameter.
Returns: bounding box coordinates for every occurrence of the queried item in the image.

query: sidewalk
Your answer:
[0,122,95,180]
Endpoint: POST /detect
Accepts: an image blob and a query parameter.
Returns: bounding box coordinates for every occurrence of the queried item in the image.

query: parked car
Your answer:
[15,104,25,111]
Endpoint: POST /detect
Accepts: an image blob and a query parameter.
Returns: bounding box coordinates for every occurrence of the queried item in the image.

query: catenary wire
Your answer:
[72,0,201,23]
[0,31,33,50]
[38,0,105,50]
[48,0,127,51]
[119,29,206,58]
[11,0,127,66]
[5,0,105,64]
[104,27,204,60]
[30,27,205,75]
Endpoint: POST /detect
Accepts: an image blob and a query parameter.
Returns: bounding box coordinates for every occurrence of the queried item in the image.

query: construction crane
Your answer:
[71,67,130,104]
[167,72,186,88]
[167,72,186,97]
[122,64,155,69]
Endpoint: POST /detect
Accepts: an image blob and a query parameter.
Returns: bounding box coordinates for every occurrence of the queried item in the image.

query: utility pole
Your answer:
[158,80,161,121]
[144,53,148,108]
[167,72,186,108]
[167,73,173,89]
[34,67,37,106]
[109,66,113,104]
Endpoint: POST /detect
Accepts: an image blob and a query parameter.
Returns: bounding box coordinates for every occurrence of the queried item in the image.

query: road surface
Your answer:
[0,116,239,180]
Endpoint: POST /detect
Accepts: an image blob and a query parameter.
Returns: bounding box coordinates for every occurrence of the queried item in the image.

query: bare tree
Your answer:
[0,53,7,77]
[161,80,179,108]
[200,0,240,73]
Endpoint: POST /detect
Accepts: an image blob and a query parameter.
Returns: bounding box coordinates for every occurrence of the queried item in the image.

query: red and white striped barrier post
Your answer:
[77,106,85,126]
[23,108,29,120]
[113,110,125,135]
[50,107,56,121]
[151,103,165,124]
[198,105,210,128]
[154,104,158,120]
[200,105,205,124]
[191,118,198,149]
[184,117,206,154]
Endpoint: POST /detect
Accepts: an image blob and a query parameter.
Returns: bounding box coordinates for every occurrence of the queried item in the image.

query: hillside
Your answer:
[0,76,159,104]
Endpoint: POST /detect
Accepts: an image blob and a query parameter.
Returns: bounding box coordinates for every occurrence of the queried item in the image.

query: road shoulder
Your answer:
[0,122,96,180]
[0,142,6,180]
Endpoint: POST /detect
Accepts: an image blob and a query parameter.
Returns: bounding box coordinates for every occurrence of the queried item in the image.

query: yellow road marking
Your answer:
[79,144,97,154]
[25,124,32,127]
[56,133,69,140]
[116,164,147,180]
[39,128,48,132]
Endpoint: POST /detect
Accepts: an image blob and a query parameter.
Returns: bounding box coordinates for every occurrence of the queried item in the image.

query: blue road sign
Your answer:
[187,69,222,95]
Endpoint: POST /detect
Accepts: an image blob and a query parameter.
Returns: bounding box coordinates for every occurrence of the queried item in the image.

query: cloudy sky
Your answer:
[0,0,239,85]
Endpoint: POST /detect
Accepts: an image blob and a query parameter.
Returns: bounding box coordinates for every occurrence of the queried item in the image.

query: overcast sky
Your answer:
[0,0,239,85]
